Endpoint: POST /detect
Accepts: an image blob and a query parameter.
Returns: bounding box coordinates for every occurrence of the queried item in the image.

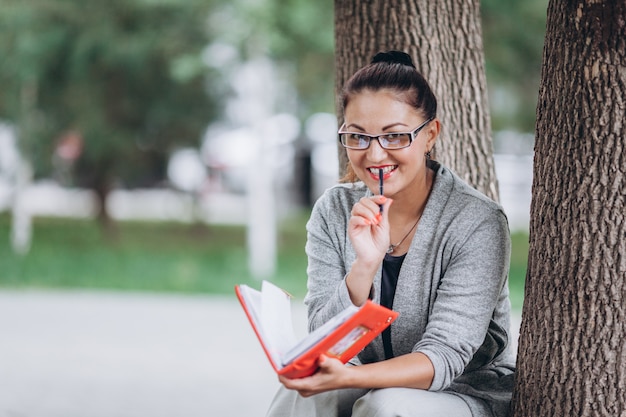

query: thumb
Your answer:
[318,354,337,370]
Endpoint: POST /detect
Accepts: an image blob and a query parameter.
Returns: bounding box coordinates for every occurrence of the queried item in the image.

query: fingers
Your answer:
[348,195,394,260]
[351,196,391,225]
[277,355,343,397]
[278,372,316,397]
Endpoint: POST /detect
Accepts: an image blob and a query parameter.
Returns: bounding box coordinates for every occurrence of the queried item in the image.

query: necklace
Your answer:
[387,216,421,254]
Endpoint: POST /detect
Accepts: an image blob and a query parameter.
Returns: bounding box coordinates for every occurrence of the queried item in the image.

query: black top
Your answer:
[380,252,406,359]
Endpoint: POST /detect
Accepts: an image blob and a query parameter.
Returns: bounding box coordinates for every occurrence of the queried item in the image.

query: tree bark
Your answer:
[334,0,499,200]
[512,1,626,416]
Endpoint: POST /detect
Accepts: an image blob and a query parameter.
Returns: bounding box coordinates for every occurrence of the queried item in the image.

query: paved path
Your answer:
[0,290,520,417]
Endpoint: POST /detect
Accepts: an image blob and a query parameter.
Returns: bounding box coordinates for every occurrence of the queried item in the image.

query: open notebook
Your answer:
[235,280,398,378]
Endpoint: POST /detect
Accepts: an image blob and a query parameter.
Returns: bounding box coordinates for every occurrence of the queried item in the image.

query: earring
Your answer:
[425,150,431,160]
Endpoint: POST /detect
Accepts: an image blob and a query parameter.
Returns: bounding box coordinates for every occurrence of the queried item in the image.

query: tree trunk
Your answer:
[512,1,626,416]
[93,171,117,240]
[334,0,499,200]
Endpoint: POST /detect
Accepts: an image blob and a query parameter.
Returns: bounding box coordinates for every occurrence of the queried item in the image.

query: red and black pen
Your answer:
[378,168,384,214]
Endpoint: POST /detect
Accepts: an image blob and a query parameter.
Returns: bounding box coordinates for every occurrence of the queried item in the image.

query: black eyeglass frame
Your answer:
[338,117,434,150]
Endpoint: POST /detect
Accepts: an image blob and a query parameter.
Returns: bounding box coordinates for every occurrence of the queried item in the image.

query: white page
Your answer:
[260,281,298,368]
[237,285,267,341]
[281,303,358,365]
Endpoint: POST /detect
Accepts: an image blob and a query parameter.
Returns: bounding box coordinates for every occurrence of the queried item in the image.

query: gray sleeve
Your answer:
[303,188,357,332]
[414,209,511,391]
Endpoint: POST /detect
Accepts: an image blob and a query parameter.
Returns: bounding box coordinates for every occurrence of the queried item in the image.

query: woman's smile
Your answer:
[367,165,397,181]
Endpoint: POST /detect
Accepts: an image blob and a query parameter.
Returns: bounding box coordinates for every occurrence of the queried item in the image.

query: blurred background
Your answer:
[0,0,544,416]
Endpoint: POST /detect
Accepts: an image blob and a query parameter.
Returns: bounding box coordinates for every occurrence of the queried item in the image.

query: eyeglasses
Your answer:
[338,117,434,150]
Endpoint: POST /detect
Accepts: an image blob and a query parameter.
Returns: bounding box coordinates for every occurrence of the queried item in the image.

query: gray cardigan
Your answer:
[303,161,515,417]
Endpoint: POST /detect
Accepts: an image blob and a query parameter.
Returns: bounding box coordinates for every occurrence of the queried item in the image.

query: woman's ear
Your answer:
[425,118,440,151]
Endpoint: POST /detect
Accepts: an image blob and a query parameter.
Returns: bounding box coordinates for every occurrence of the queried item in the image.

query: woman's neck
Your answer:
[389,168,434,221]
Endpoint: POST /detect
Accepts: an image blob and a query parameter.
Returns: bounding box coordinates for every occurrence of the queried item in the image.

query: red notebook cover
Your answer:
[235,284,398,379]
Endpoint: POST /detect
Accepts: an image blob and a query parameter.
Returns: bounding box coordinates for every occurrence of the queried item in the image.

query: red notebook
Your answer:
[235,281,398,379]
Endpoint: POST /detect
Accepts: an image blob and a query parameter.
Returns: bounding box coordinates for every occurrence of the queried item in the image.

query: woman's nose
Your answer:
[366,138,388,161]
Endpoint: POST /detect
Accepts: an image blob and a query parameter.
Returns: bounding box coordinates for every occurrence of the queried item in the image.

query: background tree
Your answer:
[0,0,215,232]
[335,0,499,200]
[512,1,626,416]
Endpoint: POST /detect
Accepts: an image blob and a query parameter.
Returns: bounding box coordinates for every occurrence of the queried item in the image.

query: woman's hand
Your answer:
[348,195,392,263]
[278,355,353,397]
[345,195,392,305]
[279,353,435,396]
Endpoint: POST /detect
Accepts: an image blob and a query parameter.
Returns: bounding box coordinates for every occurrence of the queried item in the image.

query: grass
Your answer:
[0,213,528,311]
[0,212,309,296]
[509,231,529,311]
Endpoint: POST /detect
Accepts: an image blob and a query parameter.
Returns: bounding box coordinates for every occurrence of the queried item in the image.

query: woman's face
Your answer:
[343,89,438,199]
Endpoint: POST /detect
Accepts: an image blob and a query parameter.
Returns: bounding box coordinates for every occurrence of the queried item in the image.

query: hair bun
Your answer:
[371,51,415,68]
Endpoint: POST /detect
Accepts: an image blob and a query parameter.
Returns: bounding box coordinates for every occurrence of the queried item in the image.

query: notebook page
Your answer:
[260,280,298,367]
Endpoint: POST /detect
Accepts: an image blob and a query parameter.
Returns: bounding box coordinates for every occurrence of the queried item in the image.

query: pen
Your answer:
[378,168,384,214]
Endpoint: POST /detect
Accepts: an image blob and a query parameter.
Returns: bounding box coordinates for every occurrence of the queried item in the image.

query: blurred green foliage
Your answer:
[482,0,548,131]
[205,0,335,118]
[0,214,528,311]
[0,0,546,205]
[0,0,216,193]
[0,1,537,305]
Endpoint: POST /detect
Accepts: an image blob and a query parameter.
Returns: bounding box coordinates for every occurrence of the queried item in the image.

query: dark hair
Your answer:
[339,51,438,182]
[341,51,437,120]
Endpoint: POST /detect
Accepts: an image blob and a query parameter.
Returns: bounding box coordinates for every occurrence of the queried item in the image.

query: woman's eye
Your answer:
[347,134,369,143]
[385,133,405,143]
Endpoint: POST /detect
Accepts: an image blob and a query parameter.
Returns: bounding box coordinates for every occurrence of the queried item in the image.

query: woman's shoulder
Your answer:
[430,163,508,232]
[434,163,505,214]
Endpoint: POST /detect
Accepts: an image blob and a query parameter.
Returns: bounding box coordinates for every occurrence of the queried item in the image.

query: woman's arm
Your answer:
[414,209,512,391]
[279,351,435,398]
[305,189,391,327]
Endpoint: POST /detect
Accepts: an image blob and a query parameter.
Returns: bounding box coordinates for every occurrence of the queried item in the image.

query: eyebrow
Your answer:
[345,122,410,131]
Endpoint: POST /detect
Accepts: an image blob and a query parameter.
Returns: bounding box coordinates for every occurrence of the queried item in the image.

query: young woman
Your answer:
[266,51,515,417]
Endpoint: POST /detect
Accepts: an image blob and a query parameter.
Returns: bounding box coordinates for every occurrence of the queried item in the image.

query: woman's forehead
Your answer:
[344,91,422,129]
